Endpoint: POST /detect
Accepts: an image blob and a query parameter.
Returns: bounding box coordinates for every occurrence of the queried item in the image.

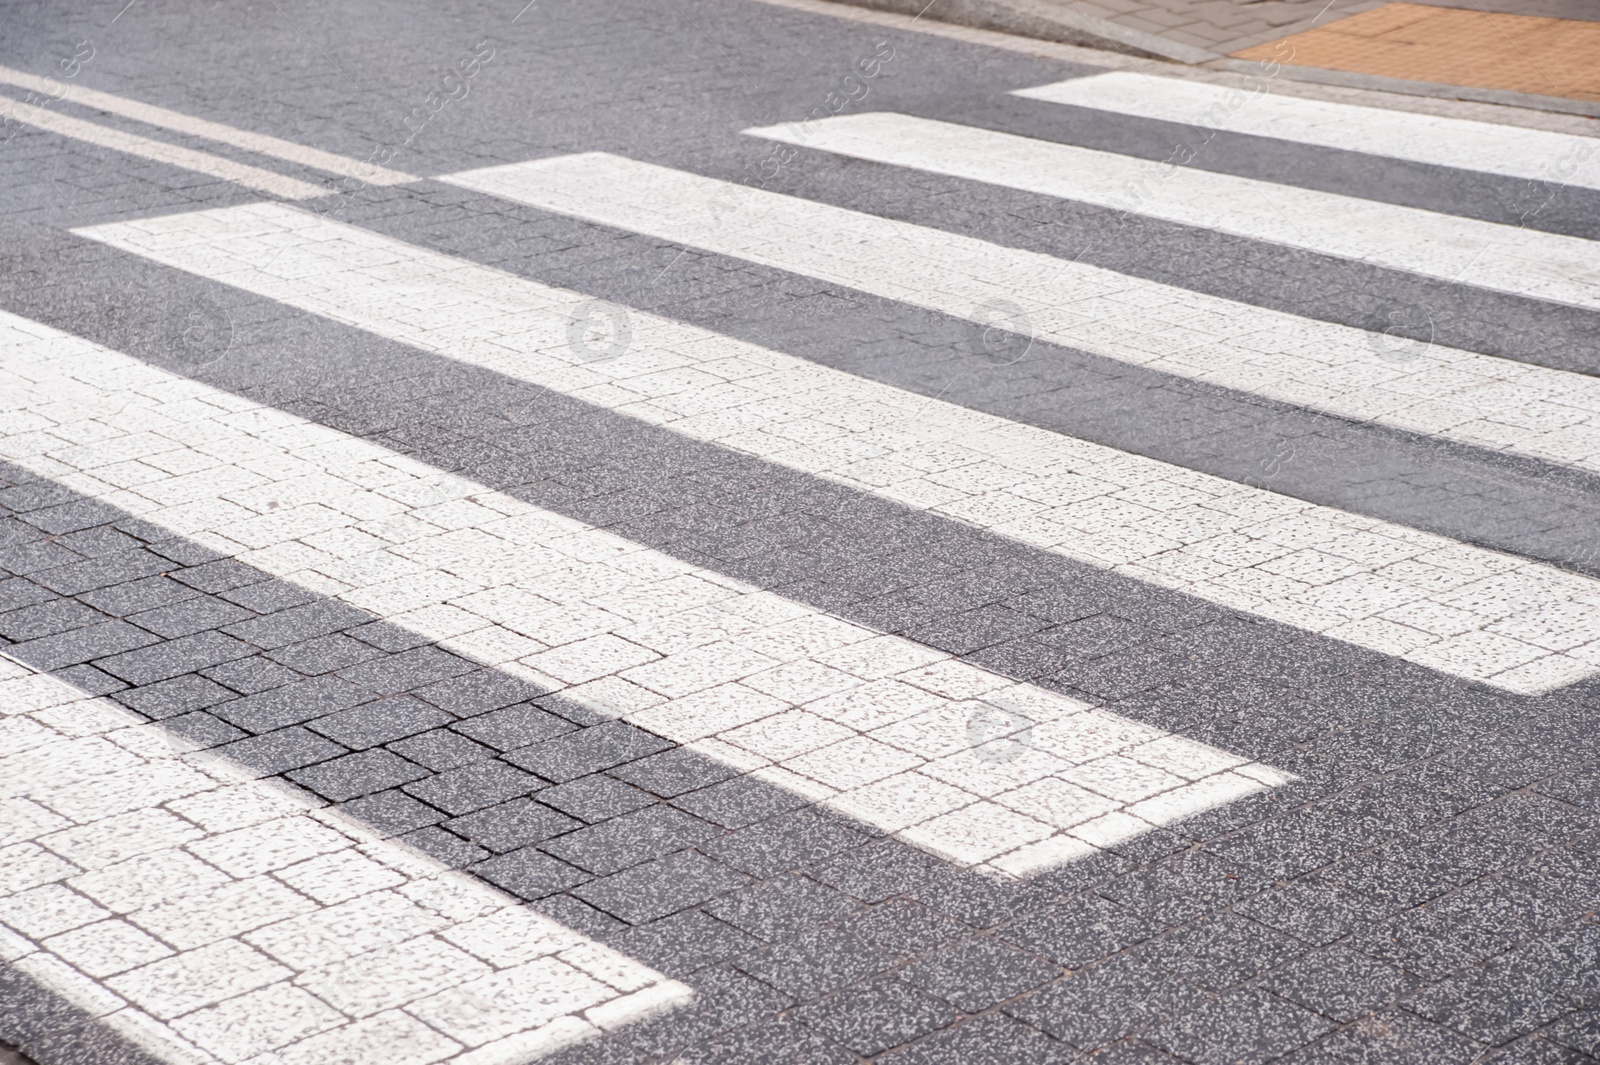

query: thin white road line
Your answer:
[1012,72,1600,192]
[441,152,1600,481]
[0,102,328,200]
[0,64,417,186]
[0,309,1286,876]
[73,203,1600,695]
[742,112,1600,313]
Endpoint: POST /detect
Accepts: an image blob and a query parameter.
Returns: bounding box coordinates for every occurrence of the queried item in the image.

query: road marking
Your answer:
[1013,72,1600,192]
[0,309,1285,876]
[74,204,1600,695]
[0,655,686,1065]
[742,112,1600,313]
[0,100,326,200]
[442,152,1600,481]
[0,64,417,186]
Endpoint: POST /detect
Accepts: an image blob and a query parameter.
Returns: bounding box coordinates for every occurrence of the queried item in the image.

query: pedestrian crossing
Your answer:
[744,113,1600,313]
[5,57,1600,1065]
[1012,72,1600,192]
[442,152,1600,478]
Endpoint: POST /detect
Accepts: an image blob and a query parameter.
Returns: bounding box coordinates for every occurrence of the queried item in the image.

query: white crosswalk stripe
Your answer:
[0,654,687,1065]
[743,112,1600,313]
[72,205,1600,695]
[1012,72,1600,192]
[0,310,1289,879]
[442,152,1600,479]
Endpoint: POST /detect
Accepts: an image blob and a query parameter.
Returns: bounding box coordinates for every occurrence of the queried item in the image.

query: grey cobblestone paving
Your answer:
[2,0,1600,1062]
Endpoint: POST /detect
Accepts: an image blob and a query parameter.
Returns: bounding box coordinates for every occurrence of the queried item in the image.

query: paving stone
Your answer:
[452,704,576,751]
[538,776,656,822]
[401,758,541,815]
[288,749,431,801]
[793,977,959,1056]
[506,721,674,782]
[575,850,751,924]
[443,798,580,852]
[901,936,1061,1012]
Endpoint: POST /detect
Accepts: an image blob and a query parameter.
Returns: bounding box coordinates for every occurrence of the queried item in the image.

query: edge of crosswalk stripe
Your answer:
[1011,72,1600,194]
[438,152,1600,482]
[0,64,417,187]
[0,99,326,201]
[0,308,1292,877]
[69,204,1600,695]
[740,112,1600,315]
[0,652,691,1064]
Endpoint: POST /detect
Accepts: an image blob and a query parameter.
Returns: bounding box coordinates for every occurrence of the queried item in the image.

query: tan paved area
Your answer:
[1235,2,1600,101]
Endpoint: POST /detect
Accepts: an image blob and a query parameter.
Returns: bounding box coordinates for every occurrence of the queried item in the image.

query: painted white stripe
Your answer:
[73,204,1600,695]
[0,65,417,186]
[441,152,1600,481]
[1013,72,1600,192]
[0,102,325,200]
[742,112,1600,314]
[0,654,686,1065]
[0,310,1284,878]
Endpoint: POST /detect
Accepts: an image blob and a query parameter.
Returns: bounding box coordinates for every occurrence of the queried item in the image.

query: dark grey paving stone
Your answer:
[610,746,740,797]
[399,826,489,868]
[1147,914,1307,988]
[541,805,720,875]
[704,875,859,942]
[575,850,750,924]
[112,673,234,719]
[401,759,541,815]
[901,936,1060,1013]
[734,925,889,1000]
[808,840,948,903]
[506,720,673,782]
[1293,1012,1481,1064]
[308,695,453,750]
[387,728,495,771]
[288,748,429,801]
[222,600,369,649]
[1351,876,1578,982]
[671,1017,855,1065]
[215,727,346,776]
[610,967,793,1058]
[1262,945,1418,1023]
[1235,878,1377,947]
[672,775,810,829]
[794,977,959,1057]
[847,899,970,959]
[605,910,762,974]
[211,676,370,732]
[536,894,629,940]
[889,1014,1086,1065]
[49,664,125,697]
[0,598,108,641]
[1407,923,1600,1044]
[1001,895,1166,969]
[10,620,160,670]
[1144,987,1335,1065]
[161,711,247,750]
[265,632,383,675]
[337,789,447,838]
[444,798,580,853]
[913,871,1058,930]
[1003,953,1207,1048]
[453,703,575,751]
[538,775,655,822]
[202,655,305,695]
[701,808,870,878]
[1545,1009,1600,1059]
[337,645,473,693]
[127,598,255,639]
[472,846,589,900]
[415,669,549,715]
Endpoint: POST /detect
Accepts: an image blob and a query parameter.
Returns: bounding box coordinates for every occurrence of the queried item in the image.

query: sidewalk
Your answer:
[835,0,1600,110]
